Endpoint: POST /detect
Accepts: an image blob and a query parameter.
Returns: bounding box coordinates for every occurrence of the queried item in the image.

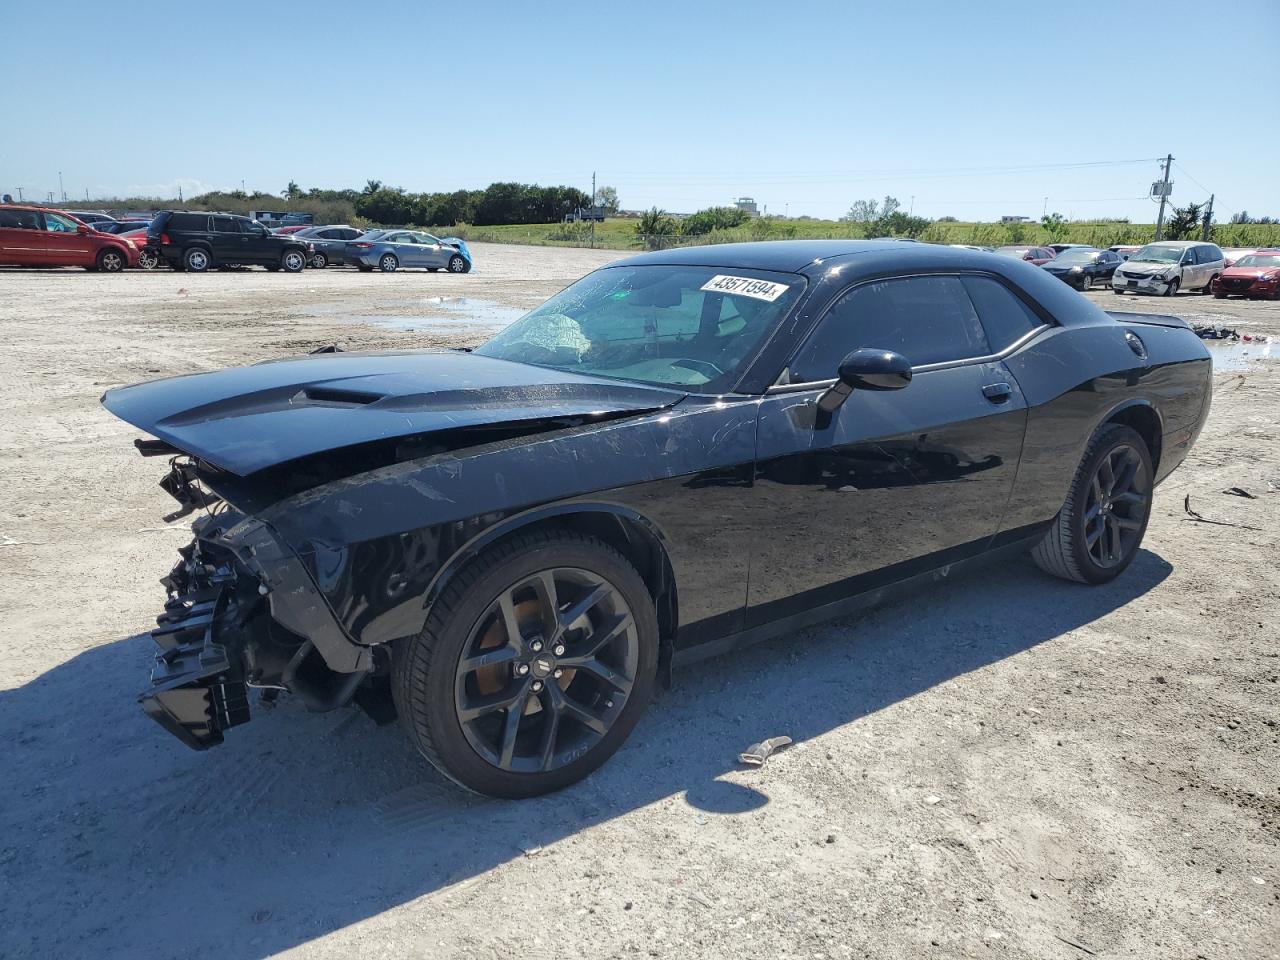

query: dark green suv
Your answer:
[148,211,310,273]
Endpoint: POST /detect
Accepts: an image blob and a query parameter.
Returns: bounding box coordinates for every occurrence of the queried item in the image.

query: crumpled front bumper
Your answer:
[142,584,248,749]
[138,502,373,750]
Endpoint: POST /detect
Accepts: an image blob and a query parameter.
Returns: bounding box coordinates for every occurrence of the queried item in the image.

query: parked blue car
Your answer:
[347,229,472,273]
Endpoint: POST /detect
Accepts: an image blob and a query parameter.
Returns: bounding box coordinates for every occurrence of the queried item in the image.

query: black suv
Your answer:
[148,211,310,273]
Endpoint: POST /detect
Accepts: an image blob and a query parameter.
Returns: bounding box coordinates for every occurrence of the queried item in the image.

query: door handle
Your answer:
[982,382,1013,404]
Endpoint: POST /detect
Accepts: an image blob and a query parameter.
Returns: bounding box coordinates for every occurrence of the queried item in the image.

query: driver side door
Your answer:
[745,274,1030,627]
[42,211,93,266]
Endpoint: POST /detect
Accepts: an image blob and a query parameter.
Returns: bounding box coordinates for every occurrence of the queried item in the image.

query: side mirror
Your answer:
[77,224,90,235]
[817,348,912,413]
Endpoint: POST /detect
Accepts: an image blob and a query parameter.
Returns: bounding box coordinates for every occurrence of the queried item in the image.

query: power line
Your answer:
[1172,162,1237,217]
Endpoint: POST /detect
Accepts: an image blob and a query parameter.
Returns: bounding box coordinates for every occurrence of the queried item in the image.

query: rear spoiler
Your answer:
[1105,311,1190,330]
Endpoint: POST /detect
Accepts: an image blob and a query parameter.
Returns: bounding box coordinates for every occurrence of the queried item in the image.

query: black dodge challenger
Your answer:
[103,241,1212,797]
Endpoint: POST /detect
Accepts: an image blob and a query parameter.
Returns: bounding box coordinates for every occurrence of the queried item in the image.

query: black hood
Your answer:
[102,350,685,476]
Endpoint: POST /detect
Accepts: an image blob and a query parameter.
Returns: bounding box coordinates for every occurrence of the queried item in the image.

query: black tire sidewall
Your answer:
[380,254,397,272]
[312,252,327,268]
[281,250,305,273]
[397,535,659,798]
[448,255,467,273]
[1067,424,1153,584]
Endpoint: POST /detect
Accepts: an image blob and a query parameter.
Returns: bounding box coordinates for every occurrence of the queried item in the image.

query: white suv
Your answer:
[1112,240,1226,296]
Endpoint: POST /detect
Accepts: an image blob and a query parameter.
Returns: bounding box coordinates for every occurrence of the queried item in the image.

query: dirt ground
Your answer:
[0,244,1276,960]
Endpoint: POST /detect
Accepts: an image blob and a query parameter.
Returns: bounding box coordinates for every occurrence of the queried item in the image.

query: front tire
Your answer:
[96,248,126,273]
[447,254,469,273]
[1031,423,1153,585]
[183,247,211,272]
[393,531,659,798]
[281,250,306,273]
[379,253,398,273]
[1079,275,1093,291]
[1164,277,1180,297]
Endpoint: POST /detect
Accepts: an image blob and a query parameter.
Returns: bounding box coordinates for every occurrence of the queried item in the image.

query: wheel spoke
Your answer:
[1090,473,1104,505]
[536,694,561,771]
[1084,502,1102,522]
[1098,455,1116,496]
[560,611,633,663]
[458,682,529,722]
[554,582,609,638]
[530,571,560,629]
[497,681,533,769]
[1106,516,1122,562]
[566,656,633,696]
[1085,523,1104,550]
[1115,516,1143,531]
[551,686,609,736]
[1113,491,1145,506]
[459,644,519,675]
[497,591,522,646]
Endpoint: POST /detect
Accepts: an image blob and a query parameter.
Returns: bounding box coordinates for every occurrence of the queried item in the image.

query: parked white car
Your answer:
[1111,240,1225,296]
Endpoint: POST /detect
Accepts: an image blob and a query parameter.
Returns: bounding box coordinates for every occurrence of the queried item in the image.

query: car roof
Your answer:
[610,240,918,273]
[1142,239,1206,248]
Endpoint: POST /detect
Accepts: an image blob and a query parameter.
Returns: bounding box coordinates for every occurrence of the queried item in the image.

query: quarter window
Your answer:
[790,275,991,380]
[960,276,1043,352]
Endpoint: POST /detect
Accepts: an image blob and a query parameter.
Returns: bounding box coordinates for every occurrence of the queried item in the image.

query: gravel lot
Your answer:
[0,244,1276,960]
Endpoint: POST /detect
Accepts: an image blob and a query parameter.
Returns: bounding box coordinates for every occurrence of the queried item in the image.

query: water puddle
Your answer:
[293,297,526,331]
[1203,337,1273,371]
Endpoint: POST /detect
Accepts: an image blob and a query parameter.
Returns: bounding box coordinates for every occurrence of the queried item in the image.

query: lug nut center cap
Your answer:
[530,657,555,679]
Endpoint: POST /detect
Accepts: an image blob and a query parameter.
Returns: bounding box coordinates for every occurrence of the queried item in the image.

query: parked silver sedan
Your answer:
[347,230,473,273]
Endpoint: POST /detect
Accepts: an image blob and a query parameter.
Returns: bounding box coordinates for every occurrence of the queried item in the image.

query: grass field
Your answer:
[443,217,1280,252]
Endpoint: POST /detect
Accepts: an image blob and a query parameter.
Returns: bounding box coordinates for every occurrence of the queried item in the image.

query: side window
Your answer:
[1208,245,1224,262]
[790,276,991,380]
[961,276,1044,352]
[0,209,42,229]
[340,229,360,240]
[318,229,341,240]
[43,212,80,233]
[211,216,239,233]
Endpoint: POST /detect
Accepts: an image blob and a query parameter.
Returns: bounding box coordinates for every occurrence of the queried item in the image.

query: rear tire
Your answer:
[379,253,398,272]
[183,247,211,272]
[1031,423,1153,585]
[358,264,374,272]
[1202,274,1219,294]
[137,249,159,270]
[96,248,126,273]
[310,251,328,269]
[392,530,659,798]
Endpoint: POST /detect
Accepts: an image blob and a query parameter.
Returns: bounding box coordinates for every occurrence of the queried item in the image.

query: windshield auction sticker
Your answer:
[700,275,790,302]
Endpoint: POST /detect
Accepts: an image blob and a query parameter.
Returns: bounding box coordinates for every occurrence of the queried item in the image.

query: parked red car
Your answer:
[0,204,139,272]
[1212,249,1280,300]
[995,244,1056,266]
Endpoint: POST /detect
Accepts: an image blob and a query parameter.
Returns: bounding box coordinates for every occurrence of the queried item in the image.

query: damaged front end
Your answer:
[141,457,375,750]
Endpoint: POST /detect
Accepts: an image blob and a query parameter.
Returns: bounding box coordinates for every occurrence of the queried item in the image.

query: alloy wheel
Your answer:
[448,255,466,272]
[1082,443,1148,569]
[1080,275,1092,291]
[453,567,638,774]
[101,252,123,272]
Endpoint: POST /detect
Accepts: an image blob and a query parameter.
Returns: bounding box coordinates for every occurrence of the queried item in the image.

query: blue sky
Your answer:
[2,0,1277,222]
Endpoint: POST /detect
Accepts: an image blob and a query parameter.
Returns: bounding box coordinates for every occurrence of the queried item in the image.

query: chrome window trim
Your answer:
[767,322,1053,394]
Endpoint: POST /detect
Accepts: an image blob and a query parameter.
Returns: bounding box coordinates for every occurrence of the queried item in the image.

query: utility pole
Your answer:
[909,195,915,216]
[590,170,596,250]
[1154,153,1173,241]
[1043,197,1048,217]
[58,171,65,202]
[1201,194,1214,241]
[16,187,23,201]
